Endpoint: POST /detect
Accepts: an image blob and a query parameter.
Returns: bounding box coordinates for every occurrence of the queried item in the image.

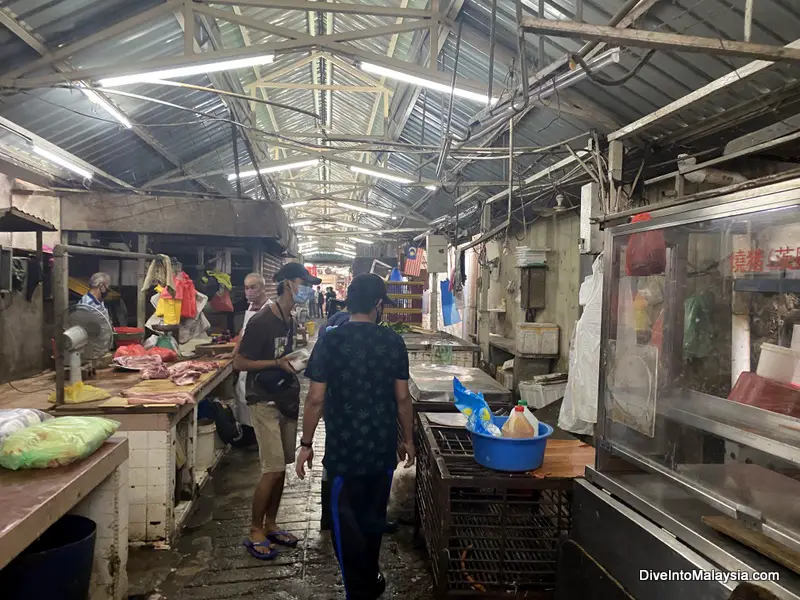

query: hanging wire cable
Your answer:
[569,50,656,87]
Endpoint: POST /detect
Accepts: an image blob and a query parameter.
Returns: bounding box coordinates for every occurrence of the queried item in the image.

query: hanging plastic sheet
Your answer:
[440,280,461,326]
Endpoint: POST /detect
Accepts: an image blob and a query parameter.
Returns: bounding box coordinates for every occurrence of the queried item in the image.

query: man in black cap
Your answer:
[235,263,321,560]
[296,274,414,599]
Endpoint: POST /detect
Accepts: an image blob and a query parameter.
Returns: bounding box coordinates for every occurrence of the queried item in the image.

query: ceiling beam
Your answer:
[1,0,182,81]
[195,0,438,20]
[0,5,220,195]
[610,37,800,141]
[250,82,390,92]
[521,17,800,63]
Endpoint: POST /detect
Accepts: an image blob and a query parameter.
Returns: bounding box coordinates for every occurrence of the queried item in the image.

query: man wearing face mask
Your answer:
[235,263,322,560]
[297,274,414,598]
[78,272,112,323]
[232,273,271,429]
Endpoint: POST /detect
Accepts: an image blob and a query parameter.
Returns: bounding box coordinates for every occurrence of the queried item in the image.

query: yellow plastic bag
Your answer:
[48,382,111,405]
[0,416,119,470]
[155,286,182,326]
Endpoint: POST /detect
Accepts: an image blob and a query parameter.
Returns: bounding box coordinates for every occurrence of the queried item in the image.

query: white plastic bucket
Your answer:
[756,343,800,385]
[196,418,217,472]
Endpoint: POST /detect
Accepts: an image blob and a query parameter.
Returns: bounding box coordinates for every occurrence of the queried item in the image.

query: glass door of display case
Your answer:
[596,178,800,553]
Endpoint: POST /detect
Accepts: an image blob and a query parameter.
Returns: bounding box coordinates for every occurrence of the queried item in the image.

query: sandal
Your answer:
[267,530,299,548]
[243,538,278,560]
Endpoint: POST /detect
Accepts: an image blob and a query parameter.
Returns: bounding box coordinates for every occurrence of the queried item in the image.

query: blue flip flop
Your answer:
[267,530,299,548]
[243,538,278,560]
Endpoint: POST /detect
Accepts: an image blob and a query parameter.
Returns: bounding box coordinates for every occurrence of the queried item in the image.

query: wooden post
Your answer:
[136,234,148,329]
[36,230,44,370]
[53,250,68,405]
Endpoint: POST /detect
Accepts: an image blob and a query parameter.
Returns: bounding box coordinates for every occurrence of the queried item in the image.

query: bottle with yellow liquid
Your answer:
[502,406,537,438]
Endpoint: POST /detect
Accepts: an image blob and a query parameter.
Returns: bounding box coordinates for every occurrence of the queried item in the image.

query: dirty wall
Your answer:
[0,175,59,383]
[486,214,582,371]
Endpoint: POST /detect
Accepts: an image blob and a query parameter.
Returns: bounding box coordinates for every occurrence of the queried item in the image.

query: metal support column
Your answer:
[608,139,624,212]
[137,234,148,329]
[478,203,492,360]
[52,250,68,406]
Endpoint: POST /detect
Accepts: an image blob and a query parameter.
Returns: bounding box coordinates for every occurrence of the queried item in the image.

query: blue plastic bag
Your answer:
[453,377,501,437]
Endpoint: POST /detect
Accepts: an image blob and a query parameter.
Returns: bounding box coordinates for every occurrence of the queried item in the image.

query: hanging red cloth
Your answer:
[625,212,667,276]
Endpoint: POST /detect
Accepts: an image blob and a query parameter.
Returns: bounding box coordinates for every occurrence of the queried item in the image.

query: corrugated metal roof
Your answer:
[0,0,798,233]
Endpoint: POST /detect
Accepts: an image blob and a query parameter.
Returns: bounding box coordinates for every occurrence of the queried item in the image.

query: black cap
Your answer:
[274,263,322,285]
[346,274,394,313]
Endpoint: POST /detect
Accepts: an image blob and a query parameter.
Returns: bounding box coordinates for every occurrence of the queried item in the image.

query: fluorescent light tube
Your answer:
[424,184,438,191]
[80,87,132,128]
[336,201,395,219]
[350,237,374,245]
[333,220,370,231]
[336,242,356,250]
[349,165,413,184]
[32,145,93,180]
[98,55,275,87]
[292,219,313,227]
[360,62,496,105]
[229,158,320,181]
[283,201,309,209]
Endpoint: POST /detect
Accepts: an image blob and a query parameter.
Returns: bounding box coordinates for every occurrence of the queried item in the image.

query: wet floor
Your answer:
[129,364,433,599]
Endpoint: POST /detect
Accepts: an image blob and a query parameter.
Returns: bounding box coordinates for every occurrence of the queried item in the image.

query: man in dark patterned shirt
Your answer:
[297,274,414,600]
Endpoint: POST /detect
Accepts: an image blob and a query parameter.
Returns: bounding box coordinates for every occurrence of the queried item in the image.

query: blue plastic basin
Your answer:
[468,417,554,472]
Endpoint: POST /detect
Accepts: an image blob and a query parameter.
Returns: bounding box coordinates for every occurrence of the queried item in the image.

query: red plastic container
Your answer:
[728,371,800,417]
[114,327,145,347]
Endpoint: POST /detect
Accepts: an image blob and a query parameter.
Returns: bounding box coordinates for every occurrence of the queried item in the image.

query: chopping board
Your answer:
[195,342,236,356]
[703,515,800,575]
[530,440,595,479]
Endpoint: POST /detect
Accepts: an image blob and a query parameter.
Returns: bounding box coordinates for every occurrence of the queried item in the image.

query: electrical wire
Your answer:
[570,50,656,87]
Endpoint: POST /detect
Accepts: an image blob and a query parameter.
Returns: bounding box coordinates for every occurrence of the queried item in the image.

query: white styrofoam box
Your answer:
[580,182,603,254]
[519,380,568,409]
[495,368,514,391]
[517,323,559,355]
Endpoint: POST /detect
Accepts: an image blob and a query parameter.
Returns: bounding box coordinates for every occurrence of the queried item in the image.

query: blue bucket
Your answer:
[468,417,554,472]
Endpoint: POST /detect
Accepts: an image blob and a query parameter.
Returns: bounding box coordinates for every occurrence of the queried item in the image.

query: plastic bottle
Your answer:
[502,406,537,438]
[517,400,540,434]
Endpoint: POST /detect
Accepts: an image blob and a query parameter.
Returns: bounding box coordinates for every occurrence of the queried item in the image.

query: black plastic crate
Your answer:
[415,413,571,599]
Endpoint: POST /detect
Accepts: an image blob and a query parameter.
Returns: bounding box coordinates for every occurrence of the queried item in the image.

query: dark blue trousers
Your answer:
[330,470,393,600]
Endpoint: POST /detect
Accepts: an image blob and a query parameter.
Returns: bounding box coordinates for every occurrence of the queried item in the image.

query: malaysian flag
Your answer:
[403,246,425,278]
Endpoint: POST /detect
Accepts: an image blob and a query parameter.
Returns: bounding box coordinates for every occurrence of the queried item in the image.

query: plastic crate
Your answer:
[415,413,572,599]
[519,381,568,409]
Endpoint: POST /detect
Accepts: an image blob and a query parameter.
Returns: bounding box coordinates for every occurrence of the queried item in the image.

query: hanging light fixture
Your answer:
[98,55,275,87]
[32,145,93,180]
[335,201,396,219]
[359,62,497,105]
[228,158,320,181]
[349,165,413,184]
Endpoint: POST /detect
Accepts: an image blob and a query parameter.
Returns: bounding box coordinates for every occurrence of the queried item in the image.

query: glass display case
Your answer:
[594,178,800,567]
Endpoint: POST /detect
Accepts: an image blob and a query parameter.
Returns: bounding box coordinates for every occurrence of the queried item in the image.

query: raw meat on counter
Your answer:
[168,361,219,386]
[122,390,195,405]
[141,363,170,380]
[114,354,163,371]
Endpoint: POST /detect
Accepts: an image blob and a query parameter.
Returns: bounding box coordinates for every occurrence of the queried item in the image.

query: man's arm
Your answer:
[296,381,326,479]
[233,353,278,372]
[301,381,326,443]
[395,379,415,466]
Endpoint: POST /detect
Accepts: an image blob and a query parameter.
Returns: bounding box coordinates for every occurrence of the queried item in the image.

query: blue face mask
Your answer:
[293,284,314,304]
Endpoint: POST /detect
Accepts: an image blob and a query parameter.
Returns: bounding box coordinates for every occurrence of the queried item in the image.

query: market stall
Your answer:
[401,331,480,368]
[0,438,129,600]
[584,178,800,599]
[0,359,233,544]
[409,364,512,413]
[415,412,594,598]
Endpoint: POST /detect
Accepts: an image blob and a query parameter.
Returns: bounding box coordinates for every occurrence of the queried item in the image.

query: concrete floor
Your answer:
[128,359,433,599]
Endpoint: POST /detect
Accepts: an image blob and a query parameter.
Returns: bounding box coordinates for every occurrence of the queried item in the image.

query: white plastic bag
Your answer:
[0,409,52,447]
[559,253,603,435]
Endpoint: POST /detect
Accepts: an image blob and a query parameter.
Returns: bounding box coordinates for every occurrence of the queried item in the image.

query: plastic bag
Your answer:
[625,213,666,276]
[0,416,119,470]
[453,377,501,437]
[48,382,111,405]
[114,344,147,360]
[684,294,713,359]
[210,290,234,313]
[0,409,52,446]
[175,272,198,319]
[148,347,178,363]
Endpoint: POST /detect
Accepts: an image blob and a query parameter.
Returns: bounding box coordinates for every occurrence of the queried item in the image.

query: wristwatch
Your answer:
[300,440,313,449]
